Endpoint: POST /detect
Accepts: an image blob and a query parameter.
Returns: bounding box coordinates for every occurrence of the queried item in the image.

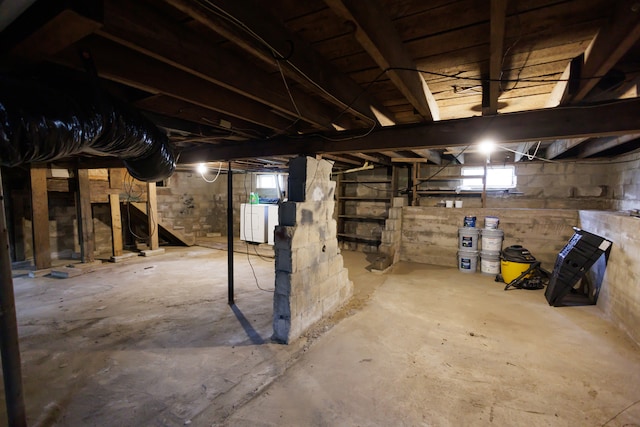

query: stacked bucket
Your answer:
[457,215,503,274]
[480,217,503,275]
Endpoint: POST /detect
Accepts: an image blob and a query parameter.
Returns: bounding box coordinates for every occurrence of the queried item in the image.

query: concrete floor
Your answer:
[2,245,640,426]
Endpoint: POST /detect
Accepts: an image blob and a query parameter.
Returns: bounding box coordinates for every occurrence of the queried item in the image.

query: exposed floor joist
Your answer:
[325,0,439,121]
[98,0,345,131]
[484,0,507,116]
[163,0,396,126]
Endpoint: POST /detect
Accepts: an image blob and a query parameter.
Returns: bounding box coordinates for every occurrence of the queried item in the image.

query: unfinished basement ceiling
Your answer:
[1,0,639,170]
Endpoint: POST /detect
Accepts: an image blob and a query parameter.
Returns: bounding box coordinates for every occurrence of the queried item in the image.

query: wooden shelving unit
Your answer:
[334,169,397,248]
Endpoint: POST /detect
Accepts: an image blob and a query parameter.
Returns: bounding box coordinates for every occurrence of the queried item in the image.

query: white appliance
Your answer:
[240,203,268,243]
[267,205,279,245]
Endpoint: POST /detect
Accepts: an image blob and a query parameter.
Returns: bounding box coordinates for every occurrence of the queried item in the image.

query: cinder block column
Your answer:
[273,156,353,343]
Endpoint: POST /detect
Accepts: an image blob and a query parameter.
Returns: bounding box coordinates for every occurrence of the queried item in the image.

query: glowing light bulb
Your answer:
[478,139,496,154]
[196,163,207,174]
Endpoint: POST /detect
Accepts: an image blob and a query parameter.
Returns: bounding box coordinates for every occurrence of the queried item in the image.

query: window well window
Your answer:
[256,174,285,190]
[460,165,516,190]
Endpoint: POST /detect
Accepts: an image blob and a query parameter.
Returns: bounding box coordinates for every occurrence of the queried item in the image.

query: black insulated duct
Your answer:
[0,74,176,181]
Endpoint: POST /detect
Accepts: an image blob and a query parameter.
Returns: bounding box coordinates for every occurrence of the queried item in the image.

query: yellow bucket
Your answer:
[500,260,535,284]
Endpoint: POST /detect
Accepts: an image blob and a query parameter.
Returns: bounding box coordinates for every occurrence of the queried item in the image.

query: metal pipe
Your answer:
[0,172,27,427]
[227,162,234,305]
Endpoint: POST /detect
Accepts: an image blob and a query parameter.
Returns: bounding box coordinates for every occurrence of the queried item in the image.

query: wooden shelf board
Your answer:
[338,215,387,221]
[339,179,392,184]
[337,233,381,243]
[336,197,391,201]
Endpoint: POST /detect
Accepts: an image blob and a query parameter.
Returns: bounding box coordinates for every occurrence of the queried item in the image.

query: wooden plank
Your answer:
[569,0,640,102]
[326,0,439,121]
[545,137,589,159]
[76,168,95,263]
[109,194,123,257]
[484,0,507,115]
[109,168,124,257]
[577,133,640,158]
[147,182,159,250]
[164,0,396,126]
[54,36,293,131]
[410,149,442,165]
[109,168,124,189]
[98,0,344,130]
[177,97,640,162]
[29,165,51,270]
[134,95,269,138]
[2,0,102,60]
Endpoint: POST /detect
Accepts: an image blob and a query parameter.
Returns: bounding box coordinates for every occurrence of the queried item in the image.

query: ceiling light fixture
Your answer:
[478,139,496,155]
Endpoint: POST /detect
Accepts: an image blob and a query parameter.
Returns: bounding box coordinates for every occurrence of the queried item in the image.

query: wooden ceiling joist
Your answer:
[549,0,640,106]
[577,133,640,158]
[1,0,102,61]
[325,0,440,122]
[484,0,507,116]
[410,149,442,165]
[178,97,640,163]
[545,137,589,159]
[98,0,345,131]
[567,0,640,103]
[163,0,396,127]
[54,36,293,131]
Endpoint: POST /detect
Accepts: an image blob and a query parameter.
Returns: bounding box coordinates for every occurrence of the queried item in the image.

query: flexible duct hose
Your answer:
[0,75,176,181]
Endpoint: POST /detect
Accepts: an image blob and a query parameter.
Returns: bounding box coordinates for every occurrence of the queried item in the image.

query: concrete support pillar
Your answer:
[272,156,353,343]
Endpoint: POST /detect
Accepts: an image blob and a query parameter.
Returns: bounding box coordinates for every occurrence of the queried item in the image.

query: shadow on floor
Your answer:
[231,303,267,345]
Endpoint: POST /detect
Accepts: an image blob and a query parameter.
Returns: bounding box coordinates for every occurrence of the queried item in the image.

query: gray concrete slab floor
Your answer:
[2,247,639,426]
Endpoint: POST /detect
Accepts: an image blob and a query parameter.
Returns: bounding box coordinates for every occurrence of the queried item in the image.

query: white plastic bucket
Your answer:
[485,216,499,229]
[458,250,478,273]
[481,228,504,252]
[480,250,501,275]
[458,227,480,250]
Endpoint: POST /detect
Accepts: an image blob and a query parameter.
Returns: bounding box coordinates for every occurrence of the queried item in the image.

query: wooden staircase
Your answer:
[129,202,195,246]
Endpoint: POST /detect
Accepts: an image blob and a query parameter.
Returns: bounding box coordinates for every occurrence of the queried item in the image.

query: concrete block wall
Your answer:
[401,207,578,269]
[273,157,353,343]
[379,197,406,264]
[157,170,288,239]
[579,211,640,346]
[415,161,615,210]
[607,150,640,211]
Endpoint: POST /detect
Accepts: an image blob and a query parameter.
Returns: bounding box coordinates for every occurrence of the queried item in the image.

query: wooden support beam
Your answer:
[322,154,361,166]
[545,137,589,159]
[0,173,27,427]
[99,0,344,131]
[411,149,442,165]
[109,168,123,257]
[326,0,439,121]
[55,36,293,131]
[76,168,95,263]
[147,182,159,250]
[1,0,102,61]
[577,133,640,158]
[568,0,640,103]
[29,164,51,270]
[177,98,640,163]
[351,152,391,166]
[164,0,395,126]
[484,0,507,115]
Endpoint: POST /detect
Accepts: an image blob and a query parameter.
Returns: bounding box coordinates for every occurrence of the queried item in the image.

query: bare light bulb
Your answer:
[478,139,496,155]
[196,163,207,174]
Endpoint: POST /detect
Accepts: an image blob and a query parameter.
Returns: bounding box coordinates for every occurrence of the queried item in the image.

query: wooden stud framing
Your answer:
[29,164,51,270]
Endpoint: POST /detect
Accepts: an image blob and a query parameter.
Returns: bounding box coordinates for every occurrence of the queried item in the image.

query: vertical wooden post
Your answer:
[410,163,418,206]
[147,182,159,250]
[76,168,95,263]
[0,173,28,427]
[109,169,124,257]
[29,164,51,270]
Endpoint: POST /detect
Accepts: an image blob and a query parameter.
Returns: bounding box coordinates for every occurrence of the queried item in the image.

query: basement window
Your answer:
[256,174,285,190]
[460,165,516,190]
